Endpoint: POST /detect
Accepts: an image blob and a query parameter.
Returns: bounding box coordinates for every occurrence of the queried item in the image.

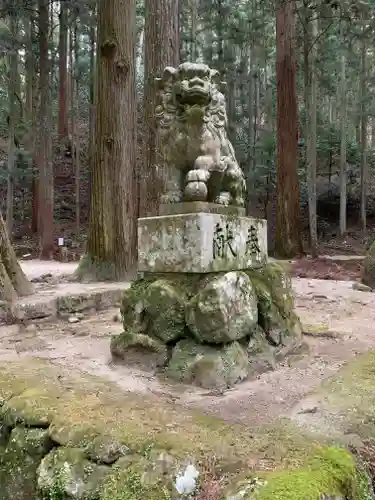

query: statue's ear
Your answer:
[163,66,177,81]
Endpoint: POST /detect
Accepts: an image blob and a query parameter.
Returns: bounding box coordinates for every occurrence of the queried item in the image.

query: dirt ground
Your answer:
[2,258,375,435]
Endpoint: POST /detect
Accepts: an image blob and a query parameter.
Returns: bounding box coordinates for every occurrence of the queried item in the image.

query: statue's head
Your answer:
[155,63,228,128]
[173,63,222,107]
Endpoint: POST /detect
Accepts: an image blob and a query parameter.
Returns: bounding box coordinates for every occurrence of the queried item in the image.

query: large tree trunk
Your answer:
[275,0,303,258]
[76,0,138,281]
[140,0,179,217]
[36,0,54,259]
[58,0,68,139]
[0,212,34,301]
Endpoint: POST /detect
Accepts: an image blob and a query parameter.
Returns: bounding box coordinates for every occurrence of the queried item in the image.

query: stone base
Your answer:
[159,202,246,216]
[111,263,303,390]
[138,212,267,273]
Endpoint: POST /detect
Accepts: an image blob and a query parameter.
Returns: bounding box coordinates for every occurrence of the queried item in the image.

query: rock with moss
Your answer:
[247,326,277,376]
[37,447,110,499]
[185,271,258,343]
[166,338,249,389]
[143,279,187,342]
[85,435,130,465]
[362,241,375,289]
[247,263,302,355]
[0,427,53,500]
[121,280,150,332]
[110,330,168,369]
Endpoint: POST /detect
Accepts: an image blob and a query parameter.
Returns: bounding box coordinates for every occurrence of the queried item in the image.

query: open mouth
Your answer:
[178,88,210,106]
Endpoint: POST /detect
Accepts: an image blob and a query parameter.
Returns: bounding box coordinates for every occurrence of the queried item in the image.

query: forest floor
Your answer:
[1,255,374,439]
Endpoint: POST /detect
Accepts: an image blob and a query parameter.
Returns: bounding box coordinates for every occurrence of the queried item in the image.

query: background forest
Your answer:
[0,0,374,263]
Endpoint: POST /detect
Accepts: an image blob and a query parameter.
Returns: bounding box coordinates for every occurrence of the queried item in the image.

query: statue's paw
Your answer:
[184,181,208,202]
[185,169,210,183]
[214,192,231,206]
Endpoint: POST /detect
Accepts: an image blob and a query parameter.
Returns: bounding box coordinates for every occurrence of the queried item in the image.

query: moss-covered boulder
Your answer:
[0,427,53,500]
[362,240,375,289]
[185,271,258,343]
[121,280,149,331]
[247,326,277,375]
[166,338,249,389]
[37,447,110,499]
[110,330,168,369]
[112,263,302,389]
[247,263,302,355]
[143,279,187,342]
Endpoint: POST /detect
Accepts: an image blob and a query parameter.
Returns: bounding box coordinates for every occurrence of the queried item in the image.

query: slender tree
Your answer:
[76,0,138,280]
[275,0,303,257]
[36,0,54,259]
[6,12,18,238]
[339,22,347,236]
[140,0,180,216]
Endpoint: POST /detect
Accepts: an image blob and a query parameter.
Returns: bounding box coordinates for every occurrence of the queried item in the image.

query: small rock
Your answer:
[68,316,80,323]
[85,435,129,464]
[75,312,85,320]
[352,282,372,292]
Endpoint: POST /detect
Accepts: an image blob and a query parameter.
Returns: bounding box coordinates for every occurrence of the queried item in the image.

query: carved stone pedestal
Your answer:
[138,208,268,274]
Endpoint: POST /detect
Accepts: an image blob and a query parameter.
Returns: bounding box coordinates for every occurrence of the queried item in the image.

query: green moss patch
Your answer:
[252,446,371,500]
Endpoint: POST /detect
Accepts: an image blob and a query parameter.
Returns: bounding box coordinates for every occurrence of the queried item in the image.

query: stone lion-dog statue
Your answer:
[155,62,246,207]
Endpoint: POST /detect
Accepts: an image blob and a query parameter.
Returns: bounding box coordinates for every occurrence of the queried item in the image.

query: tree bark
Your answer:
[36,0,54,259]
[76,0,138,281]
[0,211,34,301]
[306,4,317,257]
[73,19,80,235]
[25,10,39,235]
[140,0,179,217]
[339,22,347,237]
[58,0,68,139]
[275,0,303,258]
[360,37,367,231]
[6,13,18,239]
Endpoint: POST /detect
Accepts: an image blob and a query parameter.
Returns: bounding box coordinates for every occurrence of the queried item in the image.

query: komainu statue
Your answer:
[155,62,246,207]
